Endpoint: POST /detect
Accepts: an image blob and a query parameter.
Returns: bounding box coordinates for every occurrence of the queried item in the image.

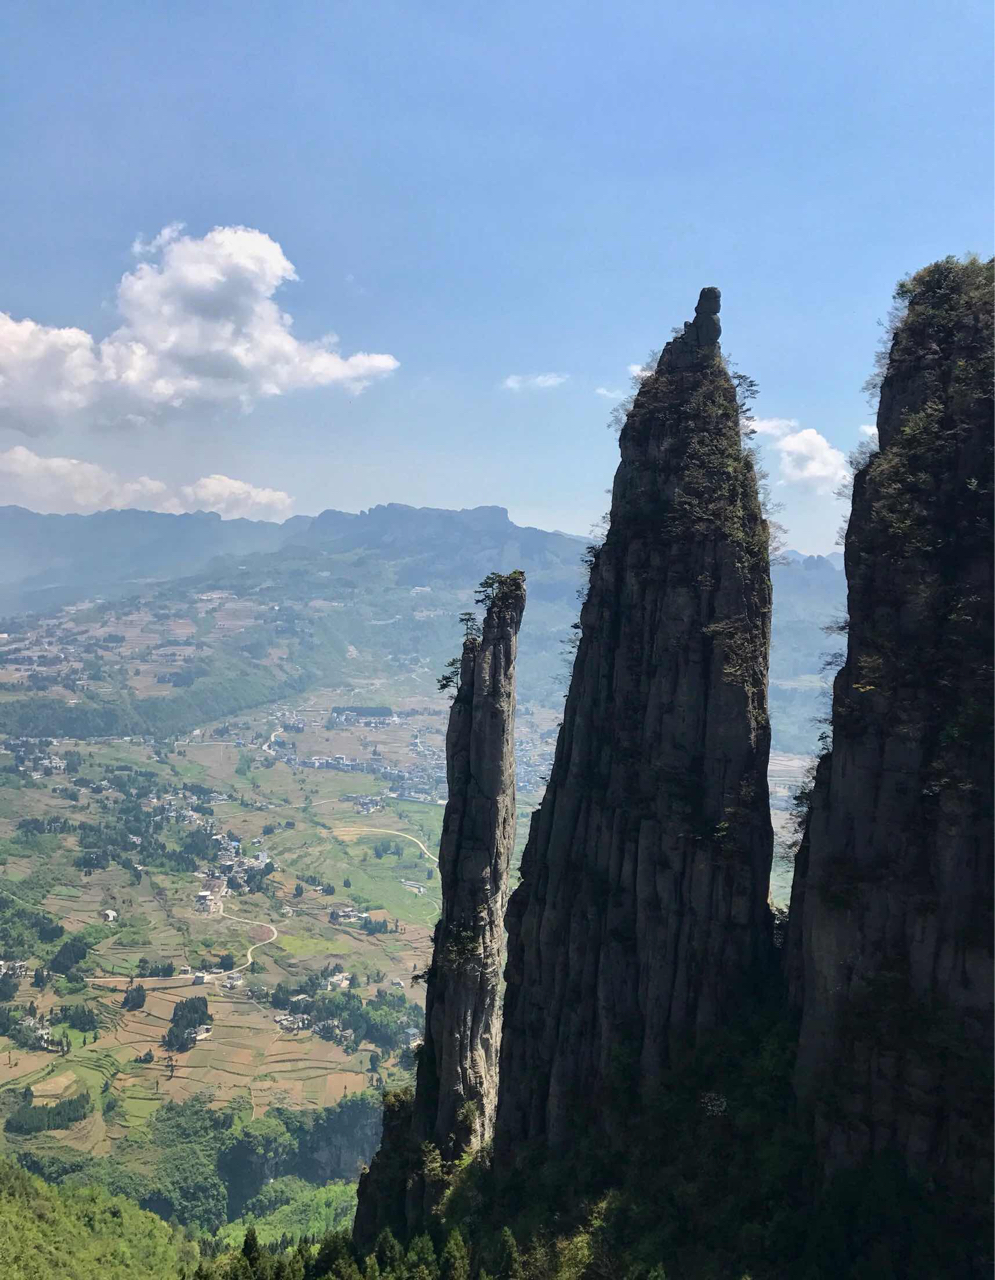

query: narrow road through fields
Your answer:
[218,901,279,971]
[85,902,279,986]
[332,826,439,866]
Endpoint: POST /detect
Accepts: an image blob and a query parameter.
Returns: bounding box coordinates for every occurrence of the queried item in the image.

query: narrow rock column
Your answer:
[788,256,993,1198]
[412,570,526,1160]
[354,571,525,1248]
[496,289,774,1159]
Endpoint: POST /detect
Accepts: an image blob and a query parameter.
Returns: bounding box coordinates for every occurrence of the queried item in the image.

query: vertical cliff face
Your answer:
[354,573,525,1248]
[788,257,993,1197]
[412,571,525,1159]
[496,289,774,1157]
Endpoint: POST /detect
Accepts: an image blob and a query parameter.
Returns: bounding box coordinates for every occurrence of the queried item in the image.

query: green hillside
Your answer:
[0,1158,197,1280]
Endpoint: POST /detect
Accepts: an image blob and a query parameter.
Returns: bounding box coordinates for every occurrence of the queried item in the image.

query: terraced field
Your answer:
[0,700,444,1170]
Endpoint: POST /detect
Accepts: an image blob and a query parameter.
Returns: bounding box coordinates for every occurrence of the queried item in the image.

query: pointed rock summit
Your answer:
[496,289,774,1157]
[354,570,526,1247]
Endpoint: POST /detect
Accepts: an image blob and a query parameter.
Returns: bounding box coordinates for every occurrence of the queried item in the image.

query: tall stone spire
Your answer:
[787,256,993,1200]
[495,289,774,1157]
[412,569,525,1160]
[354,571,526,1248]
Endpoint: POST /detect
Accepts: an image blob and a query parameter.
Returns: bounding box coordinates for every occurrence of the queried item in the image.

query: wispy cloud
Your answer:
[0,224,398,436]
[859,424,879,440]
[594,386,625,399]
[750,417,798,438]
[502,373,569,391]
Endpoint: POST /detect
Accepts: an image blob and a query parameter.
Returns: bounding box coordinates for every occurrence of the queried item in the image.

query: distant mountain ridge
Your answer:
[0,500,843,753]
[0,502,586,616]
[0,505,308,614]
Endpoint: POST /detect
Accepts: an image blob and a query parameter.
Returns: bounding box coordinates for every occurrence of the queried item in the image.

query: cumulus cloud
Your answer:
[859,424,879,440]
[748,417,850,494]
[179,474,294,519]
[774,428,849,493]
[0,225,398,435]
[0,445,293,519]
[502,373,569,391]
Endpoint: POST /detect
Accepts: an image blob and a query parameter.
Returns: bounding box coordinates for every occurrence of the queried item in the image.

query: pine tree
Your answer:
[439,1230,470,1280]
[374,1229,404,1273]
[405,1235,438,1279]
[312,1230,354,1278]
[497,1228,523,1280]
[242,1225,262,1270]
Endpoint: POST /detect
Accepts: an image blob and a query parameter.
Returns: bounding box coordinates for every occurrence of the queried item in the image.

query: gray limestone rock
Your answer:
[354,571,526,1247]
[495,289,774,1160]
[411,571,526,1161]
[787,257,994,1200]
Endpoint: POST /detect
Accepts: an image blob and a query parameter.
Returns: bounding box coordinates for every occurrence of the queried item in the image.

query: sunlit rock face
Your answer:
[496,289,774,1159]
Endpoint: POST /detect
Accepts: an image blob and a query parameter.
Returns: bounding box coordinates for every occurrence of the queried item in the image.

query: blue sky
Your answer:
[0,0,991,551]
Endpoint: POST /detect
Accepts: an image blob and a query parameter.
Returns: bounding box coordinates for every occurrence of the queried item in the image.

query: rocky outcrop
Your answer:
[788,257,994,1197]
[495,288,774,1157]
[412,571,525,1160]
[354,572,526,1247]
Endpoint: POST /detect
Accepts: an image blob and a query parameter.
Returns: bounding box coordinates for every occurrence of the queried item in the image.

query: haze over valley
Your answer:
[0,3,990,1277]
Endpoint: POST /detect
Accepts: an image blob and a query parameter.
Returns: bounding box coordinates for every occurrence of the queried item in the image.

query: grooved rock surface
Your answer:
[788,257,994,1198]
[413,573,525,1160]
[353,574,525,1247]
[496,289,774,1157]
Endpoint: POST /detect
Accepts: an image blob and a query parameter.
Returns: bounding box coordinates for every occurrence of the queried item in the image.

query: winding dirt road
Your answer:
[329,825,439,865]
[218,901,279,971]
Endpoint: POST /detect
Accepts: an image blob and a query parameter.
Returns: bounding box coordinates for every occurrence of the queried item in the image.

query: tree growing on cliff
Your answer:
[440,573,523,693]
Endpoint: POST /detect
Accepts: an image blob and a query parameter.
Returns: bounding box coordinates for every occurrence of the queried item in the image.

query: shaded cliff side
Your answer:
[354,571,526,1249]
[496,288,774,1158]
[788,256,994,1198]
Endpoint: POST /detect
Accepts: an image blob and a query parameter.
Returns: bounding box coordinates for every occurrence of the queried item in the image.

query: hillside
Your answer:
[0,506,312,615]
[0,499,843,754]
[0,1158,196,1279]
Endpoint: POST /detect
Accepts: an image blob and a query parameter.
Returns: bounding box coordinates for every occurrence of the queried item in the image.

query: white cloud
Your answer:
[594,386,625,399]
[859,424,879,440]
[774,428,848,494]
[749,417,851,494]
[130,221,186,257]
[502,373,569,391]
[179,474,294,519]
[750,417,798,438]
[0,445,293,520]
[0,224,398,435]
[627,362,653,381]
